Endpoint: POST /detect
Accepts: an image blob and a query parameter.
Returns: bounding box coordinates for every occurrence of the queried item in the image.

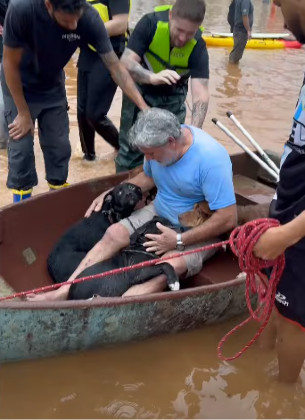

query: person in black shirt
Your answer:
[114,0,210,173]
[77,0,130,161]
[254,0,305,384]
[2,0,147,202]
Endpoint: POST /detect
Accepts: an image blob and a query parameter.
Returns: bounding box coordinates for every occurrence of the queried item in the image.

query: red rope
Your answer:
[218,218,285,361]
[0,239,229,302]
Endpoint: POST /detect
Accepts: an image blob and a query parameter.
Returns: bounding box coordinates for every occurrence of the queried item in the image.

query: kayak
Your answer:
[211,32,291,39]
[203,34,302,49]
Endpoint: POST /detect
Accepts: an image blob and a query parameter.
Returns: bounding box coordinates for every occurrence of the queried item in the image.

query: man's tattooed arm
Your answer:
[100,50,148,111]
[121,48,153,84]
[190,78,209,128]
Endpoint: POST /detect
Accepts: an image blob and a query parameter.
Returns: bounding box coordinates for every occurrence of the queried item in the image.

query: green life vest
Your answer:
[144,5,203,75]
[87,0,131,52]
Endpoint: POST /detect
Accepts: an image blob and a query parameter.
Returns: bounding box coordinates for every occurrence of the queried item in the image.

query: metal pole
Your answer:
[226,111,280,175]
[212,118,278,181]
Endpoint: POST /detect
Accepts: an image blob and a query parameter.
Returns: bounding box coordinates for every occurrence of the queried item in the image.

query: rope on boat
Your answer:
[218,218,285,361]
[0,218,285,361]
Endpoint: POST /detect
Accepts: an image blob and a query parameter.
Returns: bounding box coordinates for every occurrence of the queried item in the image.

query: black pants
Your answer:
[77,56,119,158]
[1,78,70,190]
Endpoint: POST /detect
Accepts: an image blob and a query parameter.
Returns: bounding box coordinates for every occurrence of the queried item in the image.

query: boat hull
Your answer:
[0,278,249,362]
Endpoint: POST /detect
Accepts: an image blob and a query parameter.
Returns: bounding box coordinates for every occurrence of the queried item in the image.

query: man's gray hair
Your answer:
[129,108,182,149]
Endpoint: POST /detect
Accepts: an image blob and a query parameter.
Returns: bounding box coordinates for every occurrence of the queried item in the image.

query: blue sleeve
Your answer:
[200,157,236,210]
[143,158,153,177]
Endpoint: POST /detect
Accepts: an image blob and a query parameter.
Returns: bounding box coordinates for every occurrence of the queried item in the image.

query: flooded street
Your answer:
[1,0,305,418]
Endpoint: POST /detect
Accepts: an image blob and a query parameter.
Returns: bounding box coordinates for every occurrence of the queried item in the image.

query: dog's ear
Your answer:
[102,191,114,211]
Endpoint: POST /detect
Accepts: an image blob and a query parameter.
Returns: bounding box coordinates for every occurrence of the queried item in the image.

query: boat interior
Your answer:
[0,152,278,298]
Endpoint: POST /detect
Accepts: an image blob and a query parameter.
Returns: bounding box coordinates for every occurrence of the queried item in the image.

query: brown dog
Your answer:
[179,201,270,227]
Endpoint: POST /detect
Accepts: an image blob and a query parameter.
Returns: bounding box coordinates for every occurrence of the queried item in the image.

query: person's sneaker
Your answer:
[83,153,96,162]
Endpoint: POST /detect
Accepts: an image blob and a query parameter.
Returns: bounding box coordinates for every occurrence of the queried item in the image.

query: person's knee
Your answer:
[104,223,130,248]
[161,252,188,276]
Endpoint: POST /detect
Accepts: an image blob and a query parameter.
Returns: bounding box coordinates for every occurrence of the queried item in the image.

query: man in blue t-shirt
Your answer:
[2,0,147,202]
[28,108,237,302]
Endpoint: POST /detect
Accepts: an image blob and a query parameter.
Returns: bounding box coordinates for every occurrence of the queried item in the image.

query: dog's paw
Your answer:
[169,281,180,291]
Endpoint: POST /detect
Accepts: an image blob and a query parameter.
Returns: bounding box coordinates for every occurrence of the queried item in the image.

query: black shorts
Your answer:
[275,239,305,329]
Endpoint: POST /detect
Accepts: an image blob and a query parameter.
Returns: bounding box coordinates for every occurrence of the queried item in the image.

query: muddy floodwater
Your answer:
[1,0,305,418]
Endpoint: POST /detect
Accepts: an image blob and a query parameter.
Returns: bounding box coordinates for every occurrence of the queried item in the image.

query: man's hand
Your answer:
[144,222,177,255]
[8,112,34,140]
[150,70,181,86]
[85,188,112,218]
[253,226,288,260]
[247,31,252,40]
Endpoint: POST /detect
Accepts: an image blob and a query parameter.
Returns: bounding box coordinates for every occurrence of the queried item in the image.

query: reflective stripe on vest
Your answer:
[144,11,198,75]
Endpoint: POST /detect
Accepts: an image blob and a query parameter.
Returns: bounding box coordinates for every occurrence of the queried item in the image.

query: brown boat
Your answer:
[0,151,277,363]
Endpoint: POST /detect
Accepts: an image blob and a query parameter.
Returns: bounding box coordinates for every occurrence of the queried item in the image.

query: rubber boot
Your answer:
[12,188,33,203]
[48,182,70,191]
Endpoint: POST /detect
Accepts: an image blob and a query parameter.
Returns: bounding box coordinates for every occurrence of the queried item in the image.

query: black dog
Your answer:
[68,216,182,299]
[47,183,142,284]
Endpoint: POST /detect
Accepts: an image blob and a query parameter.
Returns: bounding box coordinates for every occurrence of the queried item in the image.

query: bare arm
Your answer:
[2,46,34,139]
[85,170,155,217]
[100,49,148,110]
[121,48,181,86]
[242,15,251,38]
[190,78,209,128]
[104,13,128,37]
[254,210,305,260]
[180,204,237,245]
[144,204,237,254]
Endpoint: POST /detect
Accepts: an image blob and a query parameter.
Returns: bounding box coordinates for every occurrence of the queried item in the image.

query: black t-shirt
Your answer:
[3,0,112,101]
[127,11,209,80]
[78,0,129,71]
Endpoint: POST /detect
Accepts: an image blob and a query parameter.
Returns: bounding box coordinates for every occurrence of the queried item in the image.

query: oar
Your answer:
[212,118,278,181]
[226,111,280,175]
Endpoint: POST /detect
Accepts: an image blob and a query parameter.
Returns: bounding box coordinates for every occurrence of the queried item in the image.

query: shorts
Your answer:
[275,240,305,329]
[119,202,219,278]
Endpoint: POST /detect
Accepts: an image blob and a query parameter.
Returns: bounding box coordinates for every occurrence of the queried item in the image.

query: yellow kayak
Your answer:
[203,35,302,49]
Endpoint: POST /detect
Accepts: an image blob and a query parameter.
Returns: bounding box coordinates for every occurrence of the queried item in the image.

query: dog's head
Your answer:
[102,183,142,223]
[178,201,213,227]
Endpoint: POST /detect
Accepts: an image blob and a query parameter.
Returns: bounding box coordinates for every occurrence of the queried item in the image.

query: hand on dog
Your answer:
[144,222,177,255]
[85,189,112,218]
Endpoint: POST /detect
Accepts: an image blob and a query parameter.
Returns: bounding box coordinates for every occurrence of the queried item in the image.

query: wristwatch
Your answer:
[176,233,185,251]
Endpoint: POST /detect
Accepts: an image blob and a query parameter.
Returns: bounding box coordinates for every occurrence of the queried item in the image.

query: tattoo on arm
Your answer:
[191,100,208,128]
[121,48,152,84]
[191,78,209,128]
[100,50,148,111]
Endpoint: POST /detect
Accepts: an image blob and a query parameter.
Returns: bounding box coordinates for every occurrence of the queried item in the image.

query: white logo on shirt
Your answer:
[62,33,80,42]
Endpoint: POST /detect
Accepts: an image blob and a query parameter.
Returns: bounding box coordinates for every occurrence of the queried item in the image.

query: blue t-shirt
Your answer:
[144,125,236,225]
